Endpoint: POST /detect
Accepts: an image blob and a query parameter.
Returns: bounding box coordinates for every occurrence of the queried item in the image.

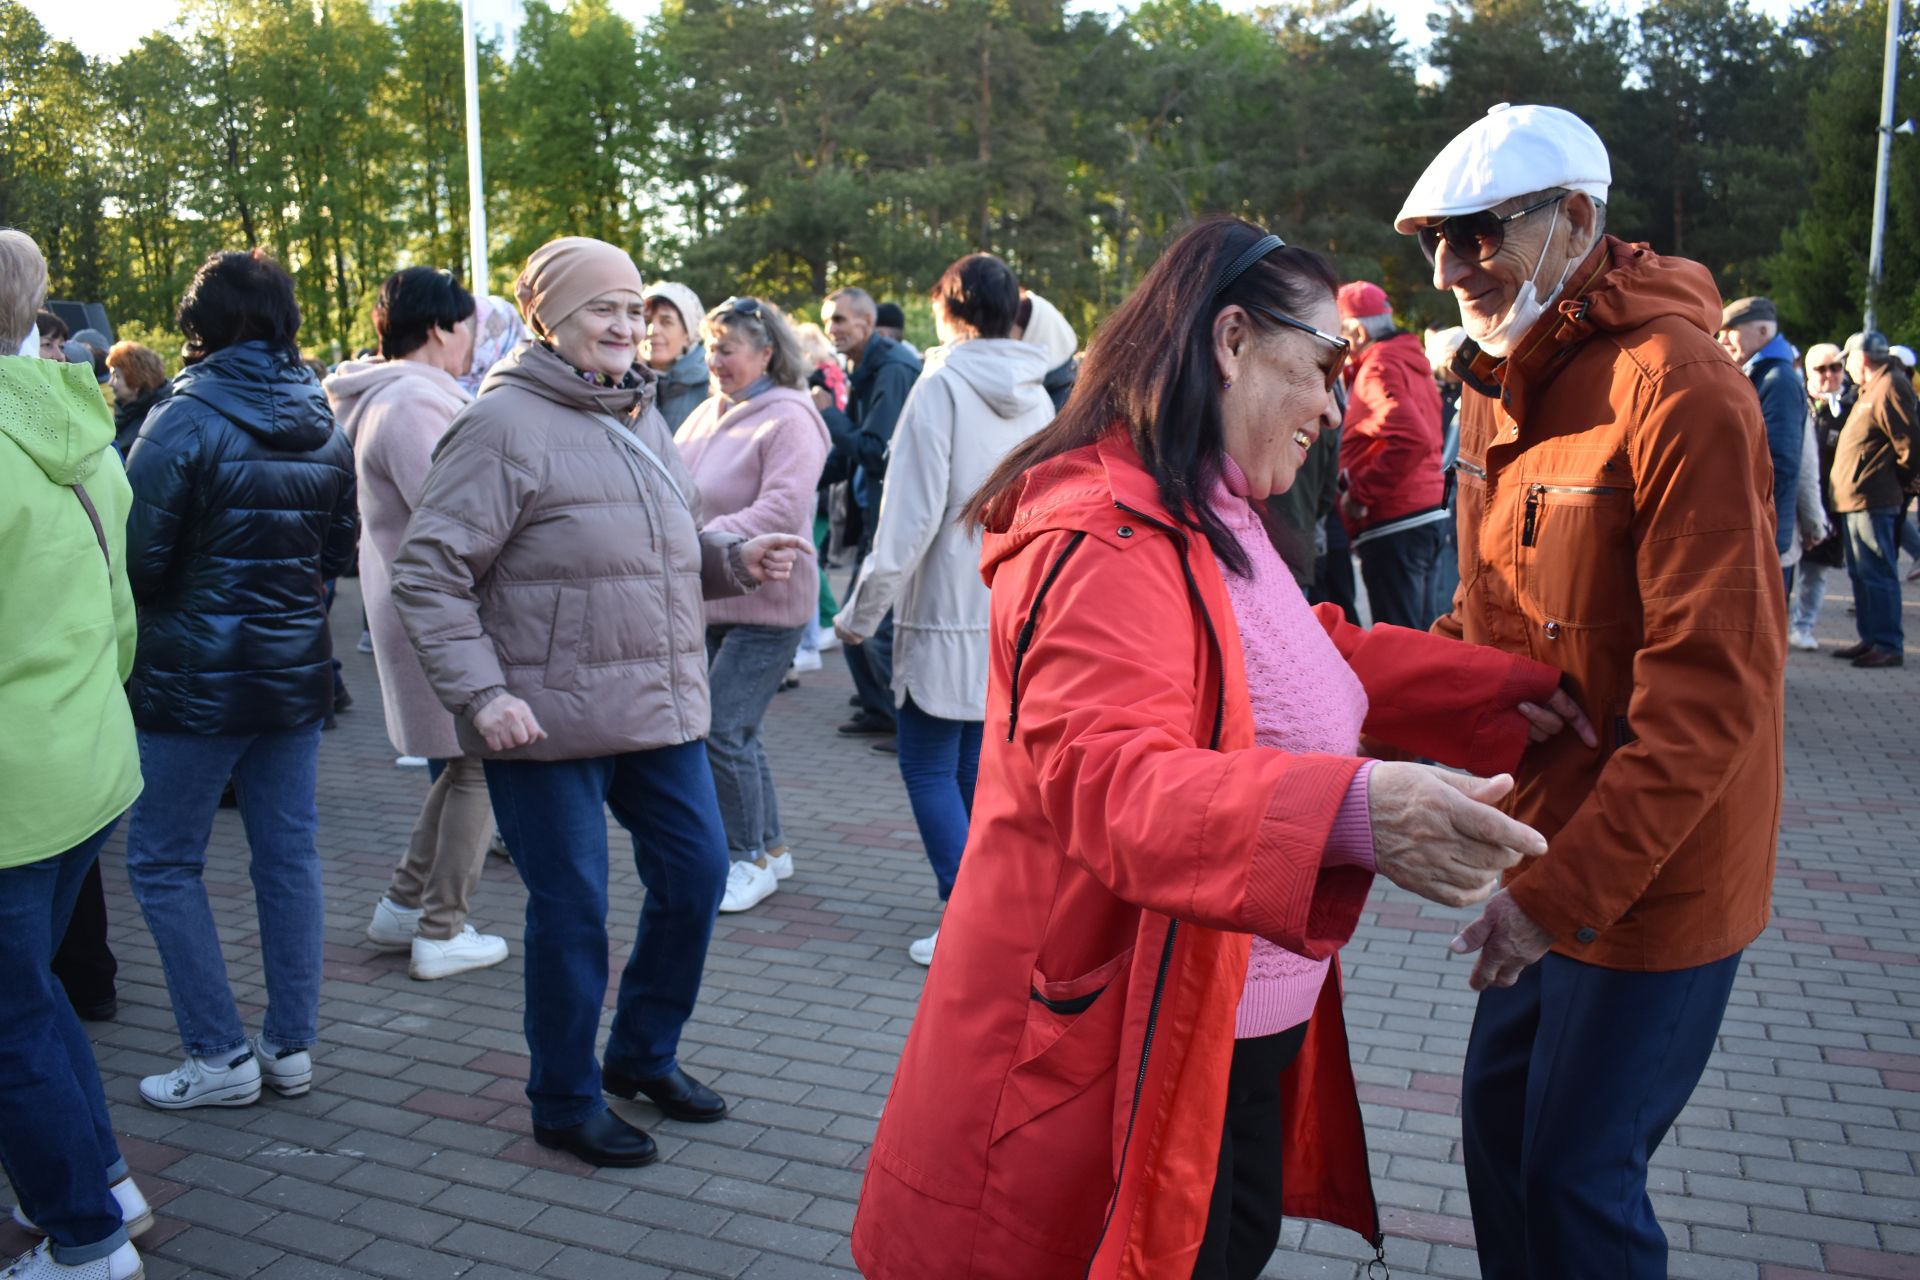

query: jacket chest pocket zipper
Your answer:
[1521,483,1627,547]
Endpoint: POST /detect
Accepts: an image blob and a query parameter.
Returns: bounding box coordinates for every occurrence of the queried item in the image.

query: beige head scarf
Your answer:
[514,237,646,338]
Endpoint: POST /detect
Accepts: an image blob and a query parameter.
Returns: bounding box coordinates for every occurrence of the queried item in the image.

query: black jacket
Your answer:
[124,341,358,735]
[825,335,922,513]
[113,384,170,458]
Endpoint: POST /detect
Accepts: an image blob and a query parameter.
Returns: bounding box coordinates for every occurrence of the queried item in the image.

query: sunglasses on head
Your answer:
[1246,303,1351,391]
[719,296,763,318]
[1416,193,1568,266]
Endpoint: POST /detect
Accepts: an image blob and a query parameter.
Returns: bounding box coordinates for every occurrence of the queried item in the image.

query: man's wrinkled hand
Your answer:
[1450,891,1555,990]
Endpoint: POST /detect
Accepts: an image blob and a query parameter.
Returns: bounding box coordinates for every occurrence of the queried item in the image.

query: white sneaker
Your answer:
[12,1178,153,1240]
[410,926,509,980]
[355,631,374,655]
[718,860,778,913]
[395,755,429,768]
[816,630,841,652]
[908,929,938,967]
[1789,628,1819,651]
[2,1240,142,1279]
[253,1034,313,1098]
[139,1049,260,1110]
[757,850,795,881]
[790,647,823,673]
[367,897,422,951]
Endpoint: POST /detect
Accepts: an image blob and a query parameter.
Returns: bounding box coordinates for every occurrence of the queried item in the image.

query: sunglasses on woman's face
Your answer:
[1246,303,1351,392]
[1416,194,1568,266]
[1810,362,1843,375]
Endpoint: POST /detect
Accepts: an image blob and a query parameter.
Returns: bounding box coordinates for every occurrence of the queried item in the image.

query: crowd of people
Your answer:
[0,98,1911,1280]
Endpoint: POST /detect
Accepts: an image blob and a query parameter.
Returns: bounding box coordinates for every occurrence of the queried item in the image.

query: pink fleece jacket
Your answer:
[674,384,830,628]
[1212,458,1377,1039]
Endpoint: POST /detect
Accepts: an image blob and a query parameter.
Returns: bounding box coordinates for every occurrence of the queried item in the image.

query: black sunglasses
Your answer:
[1416,194,1568,266]
[719,296,763,318]
[1246,303,1351,391]
[1809,361,1844,374]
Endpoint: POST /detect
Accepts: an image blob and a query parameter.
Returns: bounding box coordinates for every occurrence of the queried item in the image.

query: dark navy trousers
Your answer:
[1462,949,1742,1279]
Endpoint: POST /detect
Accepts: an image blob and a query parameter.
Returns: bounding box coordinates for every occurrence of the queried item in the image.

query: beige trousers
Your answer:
[386,755,495,939]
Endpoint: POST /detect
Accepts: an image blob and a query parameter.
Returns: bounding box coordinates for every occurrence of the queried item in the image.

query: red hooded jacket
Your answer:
[1339,332,1446,535]
[851,432,1560,1278]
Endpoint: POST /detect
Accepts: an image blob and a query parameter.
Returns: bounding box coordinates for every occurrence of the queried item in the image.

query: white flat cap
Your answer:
[1395,103,1611,234]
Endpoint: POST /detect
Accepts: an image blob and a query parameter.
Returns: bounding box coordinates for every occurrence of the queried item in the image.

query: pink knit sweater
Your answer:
[1212,459,1376,1039]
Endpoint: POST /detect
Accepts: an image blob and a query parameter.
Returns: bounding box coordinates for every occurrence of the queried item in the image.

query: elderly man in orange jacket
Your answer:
[1398,105,1787,1279]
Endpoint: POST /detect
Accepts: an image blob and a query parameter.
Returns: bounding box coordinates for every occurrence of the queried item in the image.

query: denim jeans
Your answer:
[1790,559,1831,634]
[0,819,133,1264]
[483,740,728,1129]
[1355,519,1448,630]
[706,624,804,860]
[895,697,982,900]
[845,610,897,725]
[1842,509,1904,652]
[126,723,325,1058]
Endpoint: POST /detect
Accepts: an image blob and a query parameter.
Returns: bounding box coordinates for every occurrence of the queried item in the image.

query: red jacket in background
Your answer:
[850,431,1560,1279]
[1339,331,1445,535]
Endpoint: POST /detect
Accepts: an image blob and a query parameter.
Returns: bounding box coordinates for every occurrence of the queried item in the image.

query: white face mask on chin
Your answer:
[1468,204,1586,359]
[16,323,38,358]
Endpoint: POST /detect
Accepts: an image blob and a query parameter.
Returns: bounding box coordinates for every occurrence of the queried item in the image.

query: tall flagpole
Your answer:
[1867,0,1903,332]
[462,0,489,295]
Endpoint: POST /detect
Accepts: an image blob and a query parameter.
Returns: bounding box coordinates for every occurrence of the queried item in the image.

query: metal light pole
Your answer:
[461,0,489,295]
[1867,0,1904,333]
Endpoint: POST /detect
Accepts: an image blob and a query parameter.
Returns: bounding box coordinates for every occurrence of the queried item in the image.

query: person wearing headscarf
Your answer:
[643,282,708,433]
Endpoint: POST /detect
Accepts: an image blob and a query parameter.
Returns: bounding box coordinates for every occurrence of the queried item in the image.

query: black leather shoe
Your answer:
[1852,646,1905,668]
[532,1109,657,1167]
[1832,641,1871,660]
[72,995,118,1022]
[603,1064,728,1123]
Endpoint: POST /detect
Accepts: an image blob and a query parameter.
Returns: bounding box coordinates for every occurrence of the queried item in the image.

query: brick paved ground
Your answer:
[3,572,1915,1280]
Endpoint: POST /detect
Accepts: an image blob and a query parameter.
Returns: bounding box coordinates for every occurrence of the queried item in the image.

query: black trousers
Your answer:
[1356,519,1447,631]
[51,859,117,1013]
[1191,1022,1309,1280]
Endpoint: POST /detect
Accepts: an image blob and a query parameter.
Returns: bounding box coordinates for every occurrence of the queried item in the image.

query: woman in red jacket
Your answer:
[850,218,1593,1280]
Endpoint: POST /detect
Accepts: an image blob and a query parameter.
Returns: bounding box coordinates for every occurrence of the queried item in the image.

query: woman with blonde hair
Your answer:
[676,298,829,913]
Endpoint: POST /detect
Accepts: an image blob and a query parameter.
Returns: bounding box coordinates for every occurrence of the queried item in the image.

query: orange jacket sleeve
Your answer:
[1011,530,1371,958]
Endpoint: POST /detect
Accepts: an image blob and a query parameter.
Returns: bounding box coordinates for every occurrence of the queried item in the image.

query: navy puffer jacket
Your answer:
[125,341,358,735]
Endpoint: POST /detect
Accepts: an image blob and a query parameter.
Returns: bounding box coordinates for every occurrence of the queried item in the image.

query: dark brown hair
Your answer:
[178,249,302,358]
[931,253,1020,339]
[963,216,1337,575]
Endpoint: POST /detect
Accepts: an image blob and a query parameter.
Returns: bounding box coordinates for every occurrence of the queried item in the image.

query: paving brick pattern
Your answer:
[3,574,1915,1279]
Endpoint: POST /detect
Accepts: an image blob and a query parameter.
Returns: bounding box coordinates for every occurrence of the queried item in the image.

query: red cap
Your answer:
[1337,281,1391,320]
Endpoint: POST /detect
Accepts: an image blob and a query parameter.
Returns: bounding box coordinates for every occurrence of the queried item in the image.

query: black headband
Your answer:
[1209,232,1286,301]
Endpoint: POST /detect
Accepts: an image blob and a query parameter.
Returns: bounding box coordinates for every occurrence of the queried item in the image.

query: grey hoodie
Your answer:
[838,337,1055,719]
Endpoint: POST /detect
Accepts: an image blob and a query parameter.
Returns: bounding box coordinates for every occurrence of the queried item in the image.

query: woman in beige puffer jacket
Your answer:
[390,237,810,1171]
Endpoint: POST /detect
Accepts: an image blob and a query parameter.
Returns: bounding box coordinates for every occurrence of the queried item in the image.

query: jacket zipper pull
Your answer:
[1522,484,1543,547]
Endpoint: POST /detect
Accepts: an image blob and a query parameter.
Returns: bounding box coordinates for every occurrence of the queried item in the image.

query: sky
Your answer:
[30,0,1797,64]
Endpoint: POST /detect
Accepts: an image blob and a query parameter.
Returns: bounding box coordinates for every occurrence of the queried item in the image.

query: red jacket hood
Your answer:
[981,430,1181,587]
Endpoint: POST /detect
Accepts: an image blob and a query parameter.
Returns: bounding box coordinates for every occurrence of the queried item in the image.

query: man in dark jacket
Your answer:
[122,250,358,1112]
[1832,329,1917,668]
[1335,281,1449,629]
[1718,296,1804,582]
[822,286,923,738]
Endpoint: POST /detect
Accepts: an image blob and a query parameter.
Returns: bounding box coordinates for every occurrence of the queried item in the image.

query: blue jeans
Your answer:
[1463,950,1741,1279]
[126,723,325,1058]
[0,820,133,1264]
[895,697,982,901]
[483,740,728,1129]
[1842,508,1904,652]
[706,624,804,860]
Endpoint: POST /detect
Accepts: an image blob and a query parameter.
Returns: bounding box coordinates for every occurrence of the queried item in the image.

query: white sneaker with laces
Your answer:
[253,1034,313,1098]
[908,930,938,967]
[2,1240,142,1279]
[138,1049,260,1111]
[790,647,823,673]
[758,850,795,881]
[366,897,422,951]
[12,1178,152,1240]
[1789,628,1819,651]
[410,926,509,980]
[719,860,778,913]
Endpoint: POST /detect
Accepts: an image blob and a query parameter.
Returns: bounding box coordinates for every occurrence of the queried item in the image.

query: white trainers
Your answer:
[410,926,509,980]
[367,897,422,951]
[395,755,429,768]
[2,1240,142,1279]
[253,1034,313,1098]
[139,1048,261,1110]
[12,1178,153,1241]
[790,647,823,673]
[908,929,938,967]
[1789,628,1819,651]
[816,630,841,652]
[757,850,795,881]
[718,860,778,913]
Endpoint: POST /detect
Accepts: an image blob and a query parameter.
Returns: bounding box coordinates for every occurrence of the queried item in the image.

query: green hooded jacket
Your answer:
[0,355,142,867]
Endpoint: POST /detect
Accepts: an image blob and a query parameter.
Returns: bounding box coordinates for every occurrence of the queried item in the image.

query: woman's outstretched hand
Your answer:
[740,533,815,584]
[1367,763,1547,908]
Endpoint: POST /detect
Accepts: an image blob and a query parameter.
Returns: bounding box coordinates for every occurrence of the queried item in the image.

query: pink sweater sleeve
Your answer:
[1323,758,1376,872]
